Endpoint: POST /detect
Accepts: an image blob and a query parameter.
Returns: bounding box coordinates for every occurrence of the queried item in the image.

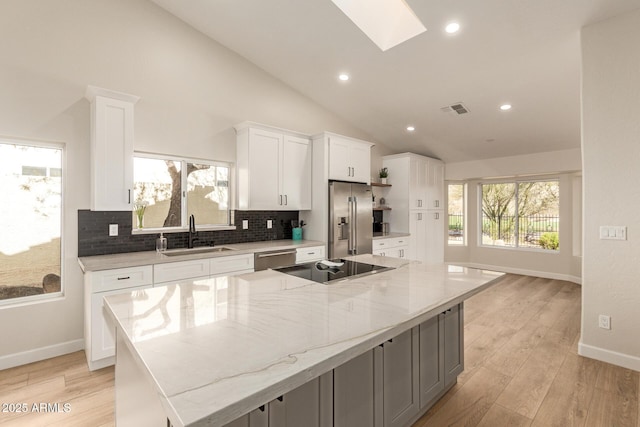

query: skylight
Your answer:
[330,0,427,51]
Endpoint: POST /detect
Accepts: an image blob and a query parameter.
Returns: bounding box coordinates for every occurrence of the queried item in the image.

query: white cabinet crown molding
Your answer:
[234,121,310,140]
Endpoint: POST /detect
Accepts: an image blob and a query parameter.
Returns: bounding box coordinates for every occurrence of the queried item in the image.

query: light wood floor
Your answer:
[0,275,638,427]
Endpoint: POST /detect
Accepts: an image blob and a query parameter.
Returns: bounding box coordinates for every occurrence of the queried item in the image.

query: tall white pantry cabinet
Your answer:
[382,153,445,264]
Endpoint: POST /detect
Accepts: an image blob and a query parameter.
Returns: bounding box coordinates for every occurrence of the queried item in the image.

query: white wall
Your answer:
[0,0,385,367]
[580,10,640,371]
[445,150,582,282]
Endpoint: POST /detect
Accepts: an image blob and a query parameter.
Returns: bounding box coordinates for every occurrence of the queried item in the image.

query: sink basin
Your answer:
[161,247,235,257]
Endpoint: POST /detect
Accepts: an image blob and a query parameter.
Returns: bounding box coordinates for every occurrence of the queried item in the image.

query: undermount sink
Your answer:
[161,247,236,257]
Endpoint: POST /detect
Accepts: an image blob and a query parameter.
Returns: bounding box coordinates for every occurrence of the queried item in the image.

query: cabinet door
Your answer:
[281,135,311,210]
[350,141,371,183]
[91,284,152,362]
[328,136,352,181]
[419,314,444,408]
[248,128,282,210]
[89,93,136,211]
[269,373,332,427]
[382,328,420,427]
[426,159,444,210]
[409,211,428,263]
[409,157,428,209]
[334,349,381,427]
[444,304,464,385]
[153,259,210,284]
[425,211,445,263]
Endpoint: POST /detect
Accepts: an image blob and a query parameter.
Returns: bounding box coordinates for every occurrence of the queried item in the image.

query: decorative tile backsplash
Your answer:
[78,210,299,257]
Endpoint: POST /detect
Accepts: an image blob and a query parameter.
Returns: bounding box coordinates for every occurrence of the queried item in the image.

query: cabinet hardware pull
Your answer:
[259,405,265,412]
[284,194,288,205]
[279,195,283,205]
[117,276,130,280]
[347,166,351,177]
[277,396,283,402]
[128,189,131,204]
[387,338,393,343]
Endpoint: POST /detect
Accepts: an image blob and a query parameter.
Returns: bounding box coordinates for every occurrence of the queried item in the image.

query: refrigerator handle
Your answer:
[353,197,358,254]
[347,197,353,254]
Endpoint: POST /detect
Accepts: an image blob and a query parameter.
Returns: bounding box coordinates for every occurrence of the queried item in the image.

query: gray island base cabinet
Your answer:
[222,304,463,427]
[104,256,503,427]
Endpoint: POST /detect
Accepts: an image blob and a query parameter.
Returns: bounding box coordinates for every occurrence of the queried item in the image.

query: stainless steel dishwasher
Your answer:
[254,249,297,271]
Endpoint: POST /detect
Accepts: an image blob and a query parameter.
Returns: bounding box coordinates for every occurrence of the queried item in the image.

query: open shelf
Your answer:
[371,182,391,187]
[373,207,392,211]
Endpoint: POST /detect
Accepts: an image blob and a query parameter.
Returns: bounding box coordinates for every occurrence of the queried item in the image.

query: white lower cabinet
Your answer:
[225,304,464,427]
[85,254,255,371]
[295,245,325,264]
[84,265,153,371]
[373,237,410,259]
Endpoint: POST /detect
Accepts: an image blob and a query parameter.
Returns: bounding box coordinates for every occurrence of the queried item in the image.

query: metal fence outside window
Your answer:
[481,214,559,249]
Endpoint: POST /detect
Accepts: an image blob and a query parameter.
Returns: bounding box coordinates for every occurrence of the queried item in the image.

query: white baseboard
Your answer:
[0,339,84,370]
[451,262,582,285]
[579,341,640,372]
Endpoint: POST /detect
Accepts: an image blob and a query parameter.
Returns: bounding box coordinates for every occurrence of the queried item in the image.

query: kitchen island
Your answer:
[104,255,505,427]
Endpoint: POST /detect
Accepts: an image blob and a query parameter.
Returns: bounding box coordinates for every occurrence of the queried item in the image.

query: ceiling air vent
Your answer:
[441,102,470,115]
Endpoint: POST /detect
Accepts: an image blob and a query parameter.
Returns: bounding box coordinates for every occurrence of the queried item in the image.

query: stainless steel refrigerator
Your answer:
[328,181,373,258]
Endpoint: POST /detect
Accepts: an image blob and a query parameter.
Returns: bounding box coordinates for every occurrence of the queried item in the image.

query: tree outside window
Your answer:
[133,155,230,230]
[481,180,559,250]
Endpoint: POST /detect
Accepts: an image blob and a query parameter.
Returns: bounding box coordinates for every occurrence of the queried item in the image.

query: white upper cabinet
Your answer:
[85,86,139,211]
[236,123,311,210]
[328,134,373,183]
[426,158,444,210]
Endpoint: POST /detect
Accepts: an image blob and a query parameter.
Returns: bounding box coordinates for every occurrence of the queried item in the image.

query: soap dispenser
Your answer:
[156,233,167,252]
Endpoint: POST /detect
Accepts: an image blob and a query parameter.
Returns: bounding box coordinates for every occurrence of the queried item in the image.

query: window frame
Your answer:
[447,182,466,246]
[477,177,560,253]
[0,138,65,307]
[132,152,235,234]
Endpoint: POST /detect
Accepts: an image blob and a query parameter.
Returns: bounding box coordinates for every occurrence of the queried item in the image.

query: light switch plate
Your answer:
[599,226,627,240]
[267,220,273,229]
[242,220,249,230]
[109,224,118,236]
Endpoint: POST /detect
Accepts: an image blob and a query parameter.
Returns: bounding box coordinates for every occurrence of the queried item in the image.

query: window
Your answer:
[448,183,465,245]
[0,141,63,303]
[133,155,231,230]
[480,180,559,250]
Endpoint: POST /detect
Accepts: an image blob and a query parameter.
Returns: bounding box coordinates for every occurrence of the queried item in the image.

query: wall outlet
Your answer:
[109,224,118,236]
[267,219,273,229]
[598,314,611,330]
[242,220,249,230]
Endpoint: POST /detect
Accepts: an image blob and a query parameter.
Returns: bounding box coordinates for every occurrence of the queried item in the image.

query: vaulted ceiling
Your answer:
[151,0,640,162]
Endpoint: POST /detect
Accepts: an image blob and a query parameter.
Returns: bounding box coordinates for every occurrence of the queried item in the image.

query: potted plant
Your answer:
[379,167,389,184]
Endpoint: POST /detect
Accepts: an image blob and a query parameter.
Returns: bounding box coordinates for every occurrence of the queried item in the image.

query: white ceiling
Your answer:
[150,0,640,163]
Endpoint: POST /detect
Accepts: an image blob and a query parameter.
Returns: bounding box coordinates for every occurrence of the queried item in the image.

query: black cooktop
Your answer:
[275,259,393,284]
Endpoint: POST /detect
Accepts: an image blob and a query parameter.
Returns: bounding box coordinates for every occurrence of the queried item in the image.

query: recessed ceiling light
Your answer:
[338,73,350,81]
[500,104,512,111]
[406,126,415,132]
[445,22,460,34]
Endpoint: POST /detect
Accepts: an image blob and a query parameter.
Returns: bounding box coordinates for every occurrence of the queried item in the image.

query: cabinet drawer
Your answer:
[210,254,254,276]
[91,265,153,293]
[154,259,210,284]
[296,246,325,264]
[374,237,410,251]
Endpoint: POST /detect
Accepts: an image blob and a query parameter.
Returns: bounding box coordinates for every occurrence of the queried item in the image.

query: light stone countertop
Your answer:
[103,255,505,427]
[372,232,411,239]
[78,239,325,272]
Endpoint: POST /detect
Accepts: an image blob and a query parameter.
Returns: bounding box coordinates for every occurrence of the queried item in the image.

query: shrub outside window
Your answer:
[133,155,231,230]
[480,180,559,251]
